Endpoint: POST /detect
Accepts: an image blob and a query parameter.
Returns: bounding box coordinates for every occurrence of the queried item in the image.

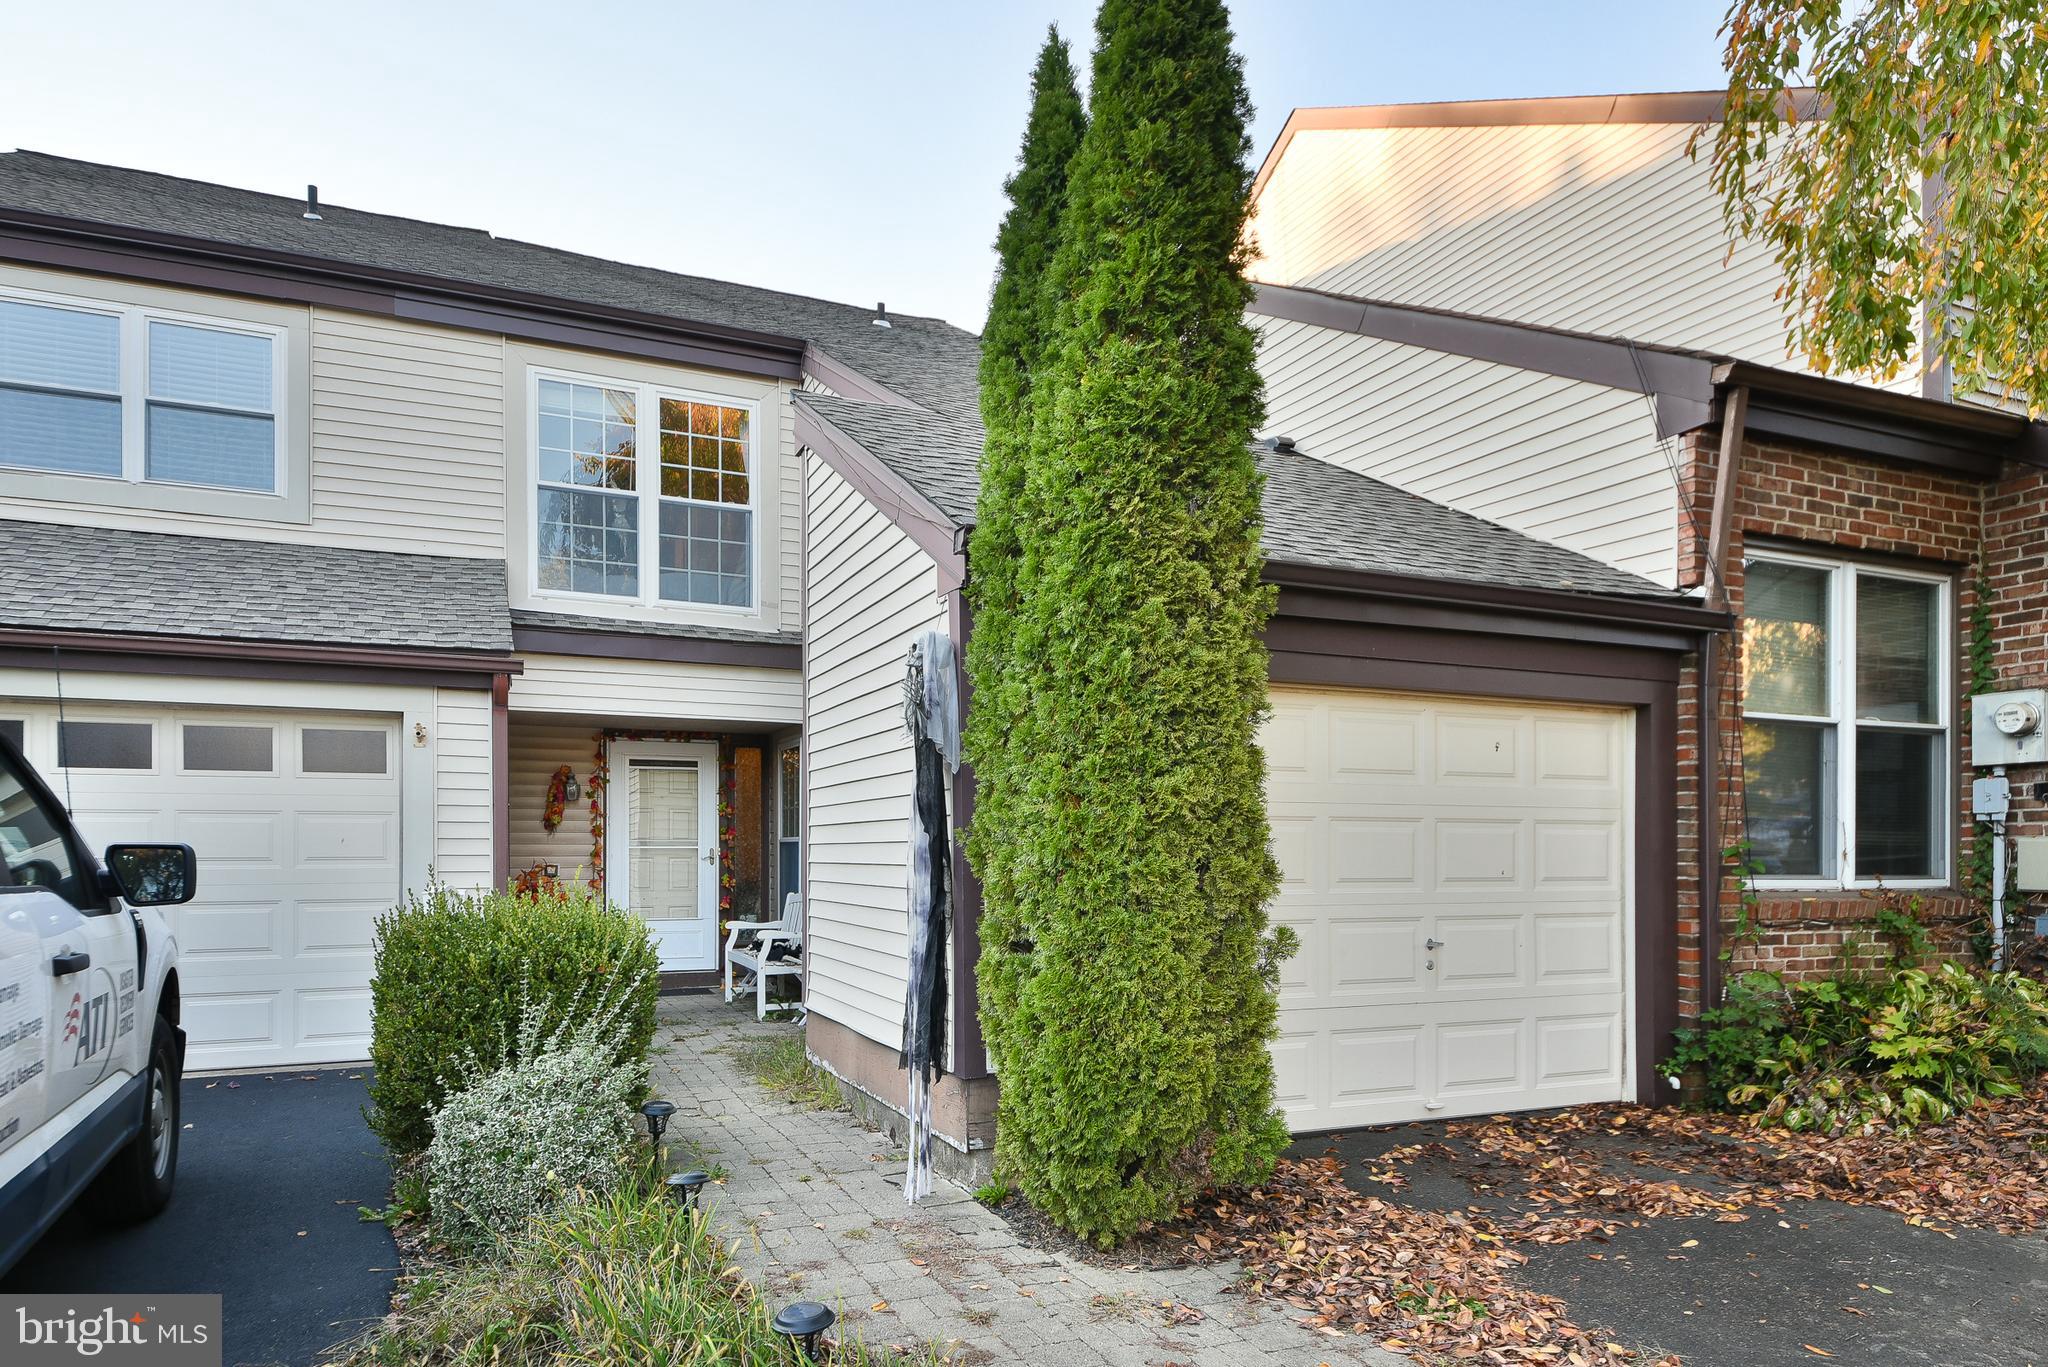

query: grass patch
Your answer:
[331,1183,936,1364]
[731,1035,846,1111]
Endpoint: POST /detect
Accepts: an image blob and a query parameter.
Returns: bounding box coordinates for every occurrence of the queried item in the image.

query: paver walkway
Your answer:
[654,993,1401,1367]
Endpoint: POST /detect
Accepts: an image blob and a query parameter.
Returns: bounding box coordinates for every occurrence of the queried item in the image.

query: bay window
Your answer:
[0,287,283,494]
[1741,550,1951,886]
[532,370,757,610]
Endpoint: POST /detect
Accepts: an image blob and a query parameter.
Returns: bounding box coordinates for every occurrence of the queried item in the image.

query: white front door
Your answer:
[605,740,719,972]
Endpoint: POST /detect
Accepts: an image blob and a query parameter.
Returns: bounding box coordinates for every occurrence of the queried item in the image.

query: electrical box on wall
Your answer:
[1972,688,2048,767]
[2018,838,2048,892]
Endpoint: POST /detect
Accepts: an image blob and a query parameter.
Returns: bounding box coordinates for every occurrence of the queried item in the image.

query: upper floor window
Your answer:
[531,370,756,610]
[0,289,283,495]
[1742,550,1950,887]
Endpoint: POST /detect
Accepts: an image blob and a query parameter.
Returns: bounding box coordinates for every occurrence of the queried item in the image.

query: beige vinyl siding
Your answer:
[777,384,804,629]
[1253,120,1918,392]
[0,277,508,552]
[802,456,947,1050]
[433,688,496,890]
[508,716,600,885]
[1258,315,1681,584]
[508,653,802,726]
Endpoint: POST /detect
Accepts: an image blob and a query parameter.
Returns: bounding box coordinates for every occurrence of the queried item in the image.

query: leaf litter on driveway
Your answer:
[1151,1080,2048,1365]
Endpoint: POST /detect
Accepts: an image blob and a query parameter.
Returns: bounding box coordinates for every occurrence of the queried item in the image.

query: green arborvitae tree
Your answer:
[968,28,1086,1070]
[984,0,1288,1246]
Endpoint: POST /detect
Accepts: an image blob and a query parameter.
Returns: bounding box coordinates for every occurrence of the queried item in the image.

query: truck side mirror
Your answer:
[103,844,198,907]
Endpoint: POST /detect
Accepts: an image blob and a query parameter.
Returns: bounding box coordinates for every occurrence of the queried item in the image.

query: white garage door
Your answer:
[1263,687,1632,1131]
[2,702,401,1071]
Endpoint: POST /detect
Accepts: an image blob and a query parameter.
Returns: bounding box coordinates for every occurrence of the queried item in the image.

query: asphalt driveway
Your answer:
[1300,1122,2048,1367]
[3,1067,397,1367]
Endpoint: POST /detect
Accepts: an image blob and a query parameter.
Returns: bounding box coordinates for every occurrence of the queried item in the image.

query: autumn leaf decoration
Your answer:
[542,765,575,833]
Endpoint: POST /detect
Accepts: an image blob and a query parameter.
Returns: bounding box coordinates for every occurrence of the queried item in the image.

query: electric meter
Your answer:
[1973,689,2048,767]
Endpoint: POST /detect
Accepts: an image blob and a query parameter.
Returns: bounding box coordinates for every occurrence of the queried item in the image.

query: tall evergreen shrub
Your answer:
[979,0,1288,1244]
[967,27,1086,1086]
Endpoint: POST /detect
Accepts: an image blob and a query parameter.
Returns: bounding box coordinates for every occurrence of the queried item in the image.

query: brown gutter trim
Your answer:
[0,209,805,382]
[0,626,521,677]
[1716,361,2044,474]
[1704,386,1748,614]
[1698,387,1748,1013]
[800,344,920,410]
[947,590,988,1080]
[511,625,801,670]
[1250,283,1716,437]
[794,401,967,592]
[1262,562,1734,636]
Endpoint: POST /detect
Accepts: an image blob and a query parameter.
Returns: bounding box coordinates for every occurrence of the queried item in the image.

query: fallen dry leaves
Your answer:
[1166,1157,1676,1366]
[1156,1081,2048,1365]
[1447,1077,2048,1237]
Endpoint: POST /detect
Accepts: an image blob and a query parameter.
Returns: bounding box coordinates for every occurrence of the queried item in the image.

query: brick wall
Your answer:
[1671,431,2048,1017]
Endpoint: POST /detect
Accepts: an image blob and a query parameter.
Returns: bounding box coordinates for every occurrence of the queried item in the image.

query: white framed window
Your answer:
[1741,549,1952,888]
[529,367,759,611]
[0,284,286,495]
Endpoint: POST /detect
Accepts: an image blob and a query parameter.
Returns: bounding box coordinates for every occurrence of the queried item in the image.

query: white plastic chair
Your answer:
[724,893,804,1020]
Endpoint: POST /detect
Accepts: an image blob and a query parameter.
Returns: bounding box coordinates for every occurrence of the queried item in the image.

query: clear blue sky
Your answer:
[0,2,1730,332]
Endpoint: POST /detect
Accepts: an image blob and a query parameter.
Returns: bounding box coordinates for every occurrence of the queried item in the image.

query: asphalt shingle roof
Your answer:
[0,150,984,423]
[795,396,1679,600]
[0,522,513,652]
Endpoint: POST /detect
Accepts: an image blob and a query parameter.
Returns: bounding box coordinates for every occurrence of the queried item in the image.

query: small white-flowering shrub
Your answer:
[426,985,645,1251]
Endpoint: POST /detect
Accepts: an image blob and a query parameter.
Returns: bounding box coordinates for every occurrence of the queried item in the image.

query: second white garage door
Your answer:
[1263,687,1632,1131]
[5,702,401,1071]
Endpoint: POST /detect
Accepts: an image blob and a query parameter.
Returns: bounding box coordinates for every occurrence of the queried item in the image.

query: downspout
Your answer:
[1698,385,1749,1014]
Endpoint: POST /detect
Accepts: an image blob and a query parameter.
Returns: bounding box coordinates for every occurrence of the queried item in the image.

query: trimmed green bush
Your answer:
[972,0,1291,1245]
[368,882,658,1155]
[1667,964,2048,1132]
[426,995,642,1252]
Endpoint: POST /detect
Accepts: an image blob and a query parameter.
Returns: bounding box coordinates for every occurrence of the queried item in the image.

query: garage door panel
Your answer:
[294,899,382,957]
[1534,912,1624,987]
[171,899,283,962]
[175,810,287,871]
[1330,819,1420,887]
[1268,688,1631,1131]
[297,987,374,1052]
[295,810,399,870]
[1435,819,1521,887]
[1533,820,1620,888]
[187,991,282,1050]
[1331,708,1422,781]
[1436,713,1522,782]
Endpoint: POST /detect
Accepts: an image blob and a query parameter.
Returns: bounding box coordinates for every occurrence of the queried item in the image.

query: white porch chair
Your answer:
[724,893,804,1021]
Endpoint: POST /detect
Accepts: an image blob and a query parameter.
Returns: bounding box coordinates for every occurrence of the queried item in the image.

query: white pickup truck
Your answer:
[0,730,192,1275]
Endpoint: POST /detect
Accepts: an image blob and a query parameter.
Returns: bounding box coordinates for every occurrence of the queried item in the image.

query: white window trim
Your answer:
[0,281,290,498]
[524,364,765,616]
[1745,547,1953,891]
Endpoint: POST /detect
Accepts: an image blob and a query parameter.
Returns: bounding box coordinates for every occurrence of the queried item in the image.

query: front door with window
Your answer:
[604,740,720,972]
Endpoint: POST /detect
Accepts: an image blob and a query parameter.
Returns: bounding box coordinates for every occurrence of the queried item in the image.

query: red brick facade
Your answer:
[1673,433,2048,1019]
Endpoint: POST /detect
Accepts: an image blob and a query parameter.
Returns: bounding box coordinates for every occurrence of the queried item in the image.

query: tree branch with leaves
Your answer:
[1704,0,2047,413]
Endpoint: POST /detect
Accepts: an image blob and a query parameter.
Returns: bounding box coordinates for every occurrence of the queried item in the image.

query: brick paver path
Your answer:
[654,993,1401,1366]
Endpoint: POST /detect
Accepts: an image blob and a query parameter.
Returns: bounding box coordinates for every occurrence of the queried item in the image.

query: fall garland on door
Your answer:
[585,729,737,916]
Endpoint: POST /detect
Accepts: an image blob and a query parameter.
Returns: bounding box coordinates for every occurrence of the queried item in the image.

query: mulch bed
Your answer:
[991,1082,2048,1365]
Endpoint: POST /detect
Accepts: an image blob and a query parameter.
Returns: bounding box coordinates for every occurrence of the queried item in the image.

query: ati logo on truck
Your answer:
[61,991,111,1067]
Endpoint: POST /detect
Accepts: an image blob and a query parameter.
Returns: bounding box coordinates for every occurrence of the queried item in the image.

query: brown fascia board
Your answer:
[0,207,805,382]
[1264,562,1732,645]
[1251,282,1718,437]
[800,344,920,409]
[1716,362,2045,476]
[791,401,967,591]
[1251,88,1820,201]
[510,624,800,670]
[0,626,522,682]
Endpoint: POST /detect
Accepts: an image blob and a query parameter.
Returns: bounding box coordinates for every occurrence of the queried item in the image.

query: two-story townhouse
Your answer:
[0,151,972,1072]
[783,93,2048,1178]
[1244,92,2048,1083]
